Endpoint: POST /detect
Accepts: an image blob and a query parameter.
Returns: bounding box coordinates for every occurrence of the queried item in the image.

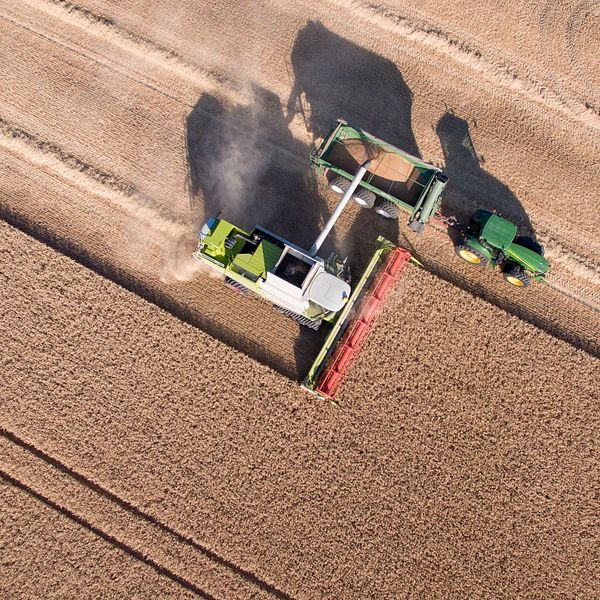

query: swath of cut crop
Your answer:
[22,0,247,103]
[327,0,600,130]
[0,117,188,238]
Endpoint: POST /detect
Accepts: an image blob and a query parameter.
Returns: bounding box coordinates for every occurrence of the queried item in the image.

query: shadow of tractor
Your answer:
[436,112,538,243]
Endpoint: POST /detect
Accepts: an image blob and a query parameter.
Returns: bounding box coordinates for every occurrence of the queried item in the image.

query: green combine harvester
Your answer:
[455,209,549,287]
[194,160,396,330]
[194,161,413,400]
[193,216,352,330]
[311,119,448,233]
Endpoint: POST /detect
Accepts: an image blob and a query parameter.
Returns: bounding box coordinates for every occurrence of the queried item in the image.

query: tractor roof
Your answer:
[480,214,517,249]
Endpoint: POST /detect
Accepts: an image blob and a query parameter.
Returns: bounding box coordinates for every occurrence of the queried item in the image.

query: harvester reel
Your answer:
[455,244,489,266]
[503,264,531,288]
[352,188,376,208]
[375,200,400,219]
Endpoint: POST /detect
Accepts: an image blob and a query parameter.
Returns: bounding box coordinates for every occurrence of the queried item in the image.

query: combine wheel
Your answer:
[515,236,544,256]
[375,200,399,219]
[503,264,531,288]
[352,188,376,208]
[328,174,350,195]
[455,244,489,266]
[224,277,249,295]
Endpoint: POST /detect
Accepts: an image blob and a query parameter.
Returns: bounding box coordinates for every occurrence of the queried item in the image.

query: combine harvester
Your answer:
[193,160,413,401]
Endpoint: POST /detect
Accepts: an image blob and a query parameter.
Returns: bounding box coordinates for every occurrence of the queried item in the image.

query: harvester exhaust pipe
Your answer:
[309,160,371,256]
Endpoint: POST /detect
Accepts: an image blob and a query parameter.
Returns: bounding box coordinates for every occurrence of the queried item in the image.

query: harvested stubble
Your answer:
[1,220,598,599]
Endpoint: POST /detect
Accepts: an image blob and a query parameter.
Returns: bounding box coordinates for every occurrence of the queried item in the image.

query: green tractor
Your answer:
[455,210,549,288]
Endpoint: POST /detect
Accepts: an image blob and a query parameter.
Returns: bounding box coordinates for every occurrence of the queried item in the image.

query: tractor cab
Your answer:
[472,210,517,251]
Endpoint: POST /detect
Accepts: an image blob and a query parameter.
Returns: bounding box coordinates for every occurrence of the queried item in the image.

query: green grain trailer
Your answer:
[311,119,448,233]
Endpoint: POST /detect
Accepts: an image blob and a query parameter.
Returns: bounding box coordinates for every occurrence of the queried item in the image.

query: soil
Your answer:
[1,0,599,598]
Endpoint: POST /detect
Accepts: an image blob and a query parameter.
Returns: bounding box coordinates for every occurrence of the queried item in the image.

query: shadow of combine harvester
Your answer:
[286,20,423,272]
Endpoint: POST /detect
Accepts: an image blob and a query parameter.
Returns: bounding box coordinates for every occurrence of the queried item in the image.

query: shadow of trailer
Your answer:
[311,119,448,233]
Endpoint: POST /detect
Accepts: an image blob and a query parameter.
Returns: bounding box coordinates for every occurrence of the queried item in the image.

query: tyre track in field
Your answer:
[0,429,293,600]
[1,473,214,600]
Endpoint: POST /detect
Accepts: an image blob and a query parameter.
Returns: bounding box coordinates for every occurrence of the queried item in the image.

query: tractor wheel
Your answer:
[515,236,544,256]
[503,264,531,288]
[375,200,400,219]
[328,175,350,195]
[455,244,489,266]
[352,188,376,208]
[224,277,249,295]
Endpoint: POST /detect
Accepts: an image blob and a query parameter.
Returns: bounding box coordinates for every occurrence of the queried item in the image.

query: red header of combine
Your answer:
[315,247,411,400]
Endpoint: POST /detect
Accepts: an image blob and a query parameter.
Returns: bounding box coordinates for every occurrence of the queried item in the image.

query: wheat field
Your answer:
[1,1,599,598]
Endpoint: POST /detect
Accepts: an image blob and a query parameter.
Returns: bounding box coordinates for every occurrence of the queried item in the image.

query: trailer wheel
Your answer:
[515,236,544,256]
[352,188,376,208]
[503,264,531,288]
[455,244,489,266]
[375,200,399,219]
[328,175,349,195]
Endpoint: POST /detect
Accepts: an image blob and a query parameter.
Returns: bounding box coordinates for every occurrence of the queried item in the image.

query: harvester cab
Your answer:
[194,218,351,329]
[455,209,549,287]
